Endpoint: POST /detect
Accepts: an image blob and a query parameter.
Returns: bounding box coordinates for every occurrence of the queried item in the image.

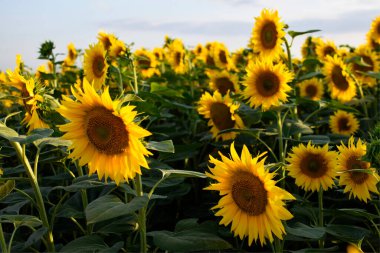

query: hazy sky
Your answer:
[1,0,379,70]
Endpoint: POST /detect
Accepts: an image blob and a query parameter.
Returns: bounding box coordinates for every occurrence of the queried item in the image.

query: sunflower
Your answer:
[301,37,321,59]
[97,31,117,51]
[346,243,364,253]
[337,136,379,202]
[83,43,109,91]
[243,58,293,111]
[368,16,380,44]
[213,42,233,70]
[153,47,165,61]
[192,43,207,63]
[297,78,324,101]
[323,55,356,102]
[351,45,379,87]
[207,70,240,96]
[64,43,78,66]
[134,48,160,78]
[166,39,187,74]
[57,79,152,184]
[109,37,127,58]
[329,110,359,136]
[197,91,244,141]
[250,9,285,59]
[231,48,246,70]
[316,40,337,61]
[205,143,295,246]
[286,142,338,192]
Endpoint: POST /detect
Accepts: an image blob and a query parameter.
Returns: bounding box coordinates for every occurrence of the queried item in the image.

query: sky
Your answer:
[1,0,379,71]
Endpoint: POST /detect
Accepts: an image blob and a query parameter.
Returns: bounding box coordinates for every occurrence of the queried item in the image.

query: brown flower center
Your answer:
[68,49,76,61]
[231,171,268,216]
[305,84,318,98]
[174,52,182,66]
[260,22,278,49]
[323,46,336,58]
[377,23,380,34]
[210,102,235,131]
[331,65,349,91]
[215,77,235,95]
[138,57,151,69]
[337,117,350,132]
[206,55,215,66]
[347,156,370,184]
[85,107,129,155]
[21,83,32,113]
[92,55,106,78]
[300,152,328,178]
[102,38,112,50]
[218,50,228,64]
[256,71,280,97]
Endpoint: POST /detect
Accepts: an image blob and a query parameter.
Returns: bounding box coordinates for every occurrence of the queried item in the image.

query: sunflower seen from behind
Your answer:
[243,58,293,111]
[205,143,295,246]
[286,142,338,192]
[337,136,379,202]
[329,110,359,136]
[297,77,324,101]
[323,55,356,102]
[57,79,152,185]
[197,91,244,141]
[250,9,285,60]
[83,43,109,91]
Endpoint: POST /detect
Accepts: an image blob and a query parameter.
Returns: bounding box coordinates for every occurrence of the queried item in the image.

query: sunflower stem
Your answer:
[135,174,147,253]
[9,141,55,252]
[318,187,324,249]
[283,38,293,72]
[75,162,92,235]
[357,84,369,118]
[0,224,7,253]
[33,148,41,177]
[132,57,139,95]
[277,111,286,190]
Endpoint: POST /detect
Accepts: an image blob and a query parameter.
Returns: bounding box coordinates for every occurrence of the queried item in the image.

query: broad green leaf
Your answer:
[146,140,175,153]
[8,128,54,144]
[325,224,370,243]
[284,120,313,137]
[300,135,330,144]
[0,123,19,140]
[162,169,206,178]
[34,137,71,149]
[85,194,149,224]
[24,227,48,249]
[218,128,264,138]
[59,235,109,252]
[322,100,360,114]
[150,82,183,98]
[297,72,323,82]
[291,246,339,253]
[361,71,380,79]
[286,222,325,239]
[288,29,321,38]
[148,230,231,251]
[0,180,15,200]
[0,215,42,227]
[238,104,262,126]
[337,208,379,221]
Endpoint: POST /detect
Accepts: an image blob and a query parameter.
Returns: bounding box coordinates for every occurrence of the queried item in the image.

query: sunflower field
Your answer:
[0,8,380,253]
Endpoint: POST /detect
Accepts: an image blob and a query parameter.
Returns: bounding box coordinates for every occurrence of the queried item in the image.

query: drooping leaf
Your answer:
[0,180,15,200]
[146,140,175,153]
[288,29,321,38]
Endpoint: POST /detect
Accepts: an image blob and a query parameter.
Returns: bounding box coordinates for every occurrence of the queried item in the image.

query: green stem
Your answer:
[0,224,7,253]
[148,173,168,199]
[9,141,55,252]
[132,58,139,95]
[75,162,92,235]
[357,84,369,118]
[304,107,326,123]
[318,187,324,249]
[135,174,147,253]
[283,38,293,72]
[7,225,18,253]
[277,111,286,190]
[369,219,380,237]
[34,148,41,177]
[116,64,124,96]
[257,137,279,163]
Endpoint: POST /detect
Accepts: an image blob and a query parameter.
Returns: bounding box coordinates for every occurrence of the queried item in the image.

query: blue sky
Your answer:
[1,0,379,70]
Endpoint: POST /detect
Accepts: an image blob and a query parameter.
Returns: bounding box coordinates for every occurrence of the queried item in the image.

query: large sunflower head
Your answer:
[134,48,160,78]
[197,91,244,141]
[243,58,293,111]
[297,77,324,101]
[207,70,240,96]
[286,142,338,192]
[323,55,356,102]
[316,40,338,61]
[57,79,152,184]
[83,43,109,91]
[329,110,359,136]
[337,136,380,202]
[250,9,285,60]
[166,38,187,74]
[205,143,295,246]
[351,45,380,87]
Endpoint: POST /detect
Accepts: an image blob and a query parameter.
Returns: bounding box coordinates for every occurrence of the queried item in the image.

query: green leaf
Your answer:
[8,128,54,144]
[162,169,206,179]
[325,224,370,243]
[148,230,231,252]
[0,215,42,227]
[297,72,323,82]
[286,222,325,239]
[34,137,71,149]
[59,235,109,253]
[238,104,262,126]
[284,120,313,137]
[0,180,15,200]
[0,123,19,140]
[85,194,149,224]
[300,135,330,144]
[338,208,379,220]
[24,227,47,249]
[146,140,175,153]
[150,82,183,98]
[361,71,380,79]
[291,246,339,253]
[288,29,321,38]
[322,100,360,114]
